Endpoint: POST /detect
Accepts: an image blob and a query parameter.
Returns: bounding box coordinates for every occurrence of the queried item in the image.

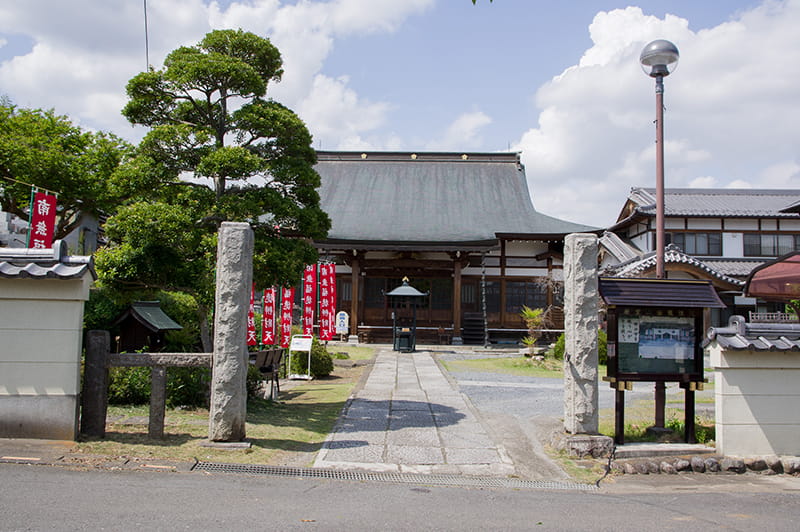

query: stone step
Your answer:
[614,442,715,459]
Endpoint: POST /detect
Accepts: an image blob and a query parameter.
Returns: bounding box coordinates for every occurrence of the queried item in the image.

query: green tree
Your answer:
[97,29,330,351]
[0,104,133,241]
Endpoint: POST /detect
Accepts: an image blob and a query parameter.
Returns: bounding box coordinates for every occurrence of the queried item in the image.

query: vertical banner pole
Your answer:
[247,283,257,347]
[302,264,317,336]
[262,288,276,346]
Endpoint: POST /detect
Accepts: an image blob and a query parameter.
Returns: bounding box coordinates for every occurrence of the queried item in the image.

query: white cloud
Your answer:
[757,161,800,187]
[689,176,717,188]
[426,111,492,151]
[297,74,389,149]
[515,2,800,227]
[0,0,431,148]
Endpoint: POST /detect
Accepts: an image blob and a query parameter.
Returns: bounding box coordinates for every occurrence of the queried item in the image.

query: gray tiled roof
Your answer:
[705,315,800,351]
[0,241,95,280]
[603,244,745,286]
[631,188,800,218]
[599,231,642,263]
[314,152,597,246]
[700,258,766,278]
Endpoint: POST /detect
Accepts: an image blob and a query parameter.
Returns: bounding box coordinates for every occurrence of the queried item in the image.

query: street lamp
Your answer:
[640,39,679,279]
[640,39,679,433]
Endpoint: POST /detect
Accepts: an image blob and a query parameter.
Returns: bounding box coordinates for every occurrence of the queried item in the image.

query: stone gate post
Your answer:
[208,222,254,442]
[563,233,599,434]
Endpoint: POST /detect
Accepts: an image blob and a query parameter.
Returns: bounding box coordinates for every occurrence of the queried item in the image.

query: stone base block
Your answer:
[552,433,614,458]
[0,395,78,440]
[198,441,252,450]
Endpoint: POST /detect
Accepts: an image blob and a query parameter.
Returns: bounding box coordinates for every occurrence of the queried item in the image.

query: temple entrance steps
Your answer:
[461,313,485,345]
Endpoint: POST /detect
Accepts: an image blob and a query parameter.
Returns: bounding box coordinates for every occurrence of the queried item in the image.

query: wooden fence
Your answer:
[80,330,283,439]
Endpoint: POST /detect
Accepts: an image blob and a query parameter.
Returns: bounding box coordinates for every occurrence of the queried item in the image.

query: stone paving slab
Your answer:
[315,348,515,476]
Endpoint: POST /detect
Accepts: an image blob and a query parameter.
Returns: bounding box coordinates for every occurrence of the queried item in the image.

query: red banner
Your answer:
[262,288,276,345]
[328,264,337,338]
[247,283,257,346]
[302,264,317,336]
[28,191,57,249]
[280,287,295,348]
[319,263,333,341]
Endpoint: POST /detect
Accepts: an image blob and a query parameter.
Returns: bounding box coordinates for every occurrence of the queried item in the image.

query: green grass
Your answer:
[327,344,376,361]
[77,368,363,466]
[598,402,715,444]
[441,356,608,380]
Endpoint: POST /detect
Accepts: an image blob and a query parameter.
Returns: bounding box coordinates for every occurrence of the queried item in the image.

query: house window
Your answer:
[743,234,800,257]
[505,281,548,314]
[337,279,352,302]
[461,283,475,305]
[668,232,721,255]
[430,279,452,310]
[485,281,501,313]
[365,278,386,308]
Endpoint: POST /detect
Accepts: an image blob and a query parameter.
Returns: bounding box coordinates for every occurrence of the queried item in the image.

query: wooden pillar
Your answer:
[350,253,360,339]
[615,388,625,445]
[684,387,696,444]
[452,258,463,344]
[149,367,167,439]
[654,381,666,428]
[80,330,110,438]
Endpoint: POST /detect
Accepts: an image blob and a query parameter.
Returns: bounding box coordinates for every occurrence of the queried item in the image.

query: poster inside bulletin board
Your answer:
[617,310,698,374]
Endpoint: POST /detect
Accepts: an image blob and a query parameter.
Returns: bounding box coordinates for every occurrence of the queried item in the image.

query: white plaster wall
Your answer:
[665,219,684,230]
[722,232,744,258]
[0,276,91,440]
[631,232,650,252]
[779,219,800,231]
[723,219,759,231]
[687,218,722,230]
[710,345,800,456]
[761,219,778,230]
[504,240,548,255]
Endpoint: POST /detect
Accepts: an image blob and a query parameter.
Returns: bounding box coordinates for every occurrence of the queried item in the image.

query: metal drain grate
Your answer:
[191,461,595,491]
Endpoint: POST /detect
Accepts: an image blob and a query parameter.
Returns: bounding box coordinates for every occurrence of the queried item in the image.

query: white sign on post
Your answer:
[335,311,349,335]
[288,334,314,380]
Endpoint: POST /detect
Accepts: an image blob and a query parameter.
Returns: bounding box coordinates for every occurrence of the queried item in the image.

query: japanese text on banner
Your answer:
[262,288,276,345]
[28,191,57,249]
[247,283,257,346]
[280,287,295,348]
[302,264,317,336]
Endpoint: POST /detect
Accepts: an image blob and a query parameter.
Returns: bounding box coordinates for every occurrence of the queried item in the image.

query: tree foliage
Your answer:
[0,103,133,240]
[97,29,330,350]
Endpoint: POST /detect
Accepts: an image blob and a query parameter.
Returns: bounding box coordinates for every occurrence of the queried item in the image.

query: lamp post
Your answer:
[640,39,679,279]
[640,39,679,433]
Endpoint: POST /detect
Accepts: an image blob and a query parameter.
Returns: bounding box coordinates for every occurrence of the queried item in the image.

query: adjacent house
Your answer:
[601,188,800,326]
[0,209,102,255]
[312,151,597,344]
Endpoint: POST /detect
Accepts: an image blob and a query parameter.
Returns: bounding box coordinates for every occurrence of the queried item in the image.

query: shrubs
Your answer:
[289,337,334,377]
[520,306,545,351]
[108,367,151,404]
[107,366,211,407]
[550,329,608,365]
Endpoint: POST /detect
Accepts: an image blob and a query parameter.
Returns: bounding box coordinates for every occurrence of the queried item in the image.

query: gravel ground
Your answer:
[436,353,715,420]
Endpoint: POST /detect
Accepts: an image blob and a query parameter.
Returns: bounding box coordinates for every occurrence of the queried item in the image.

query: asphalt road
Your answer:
[2,464,800,531]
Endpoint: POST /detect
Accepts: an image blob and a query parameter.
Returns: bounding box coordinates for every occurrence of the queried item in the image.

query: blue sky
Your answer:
[1,0,796,227]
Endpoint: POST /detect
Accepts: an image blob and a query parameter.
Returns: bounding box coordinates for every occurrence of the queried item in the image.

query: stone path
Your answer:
[314,349,515,476]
